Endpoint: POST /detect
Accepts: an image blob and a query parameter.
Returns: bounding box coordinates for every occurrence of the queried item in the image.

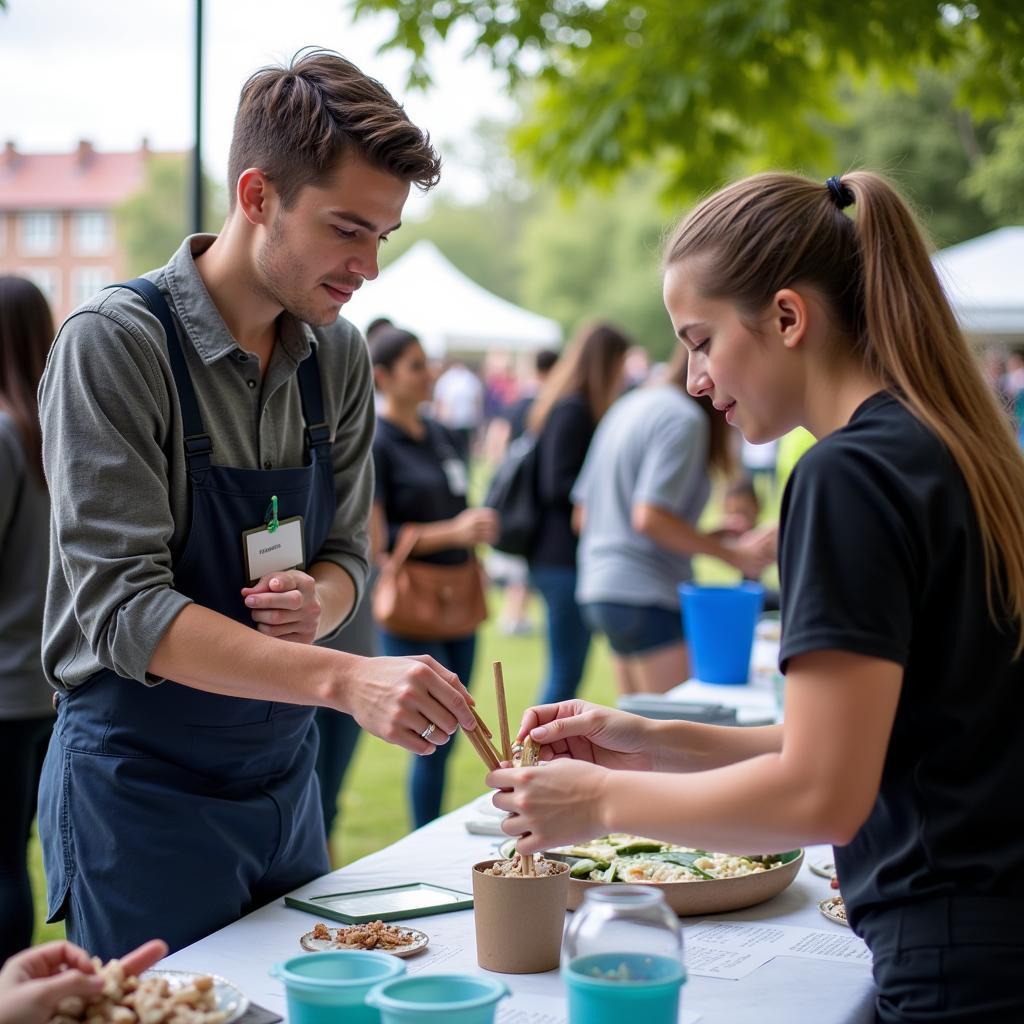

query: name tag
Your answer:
[442,458,468,496]
[242,515,305,584]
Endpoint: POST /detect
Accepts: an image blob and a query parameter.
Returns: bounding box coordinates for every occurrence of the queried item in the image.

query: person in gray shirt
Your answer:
[0,276,56,963]
[573,346,770,694]
[36,50,480,960]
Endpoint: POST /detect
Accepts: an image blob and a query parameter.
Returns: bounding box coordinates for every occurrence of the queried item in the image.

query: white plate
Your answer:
[141,969,248,1023]
[474,796,507,818]
[299,925,429,958]
[818,896,849,927]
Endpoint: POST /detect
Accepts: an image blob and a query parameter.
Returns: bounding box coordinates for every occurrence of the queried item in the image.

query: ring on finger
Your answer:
[420,721,437,741]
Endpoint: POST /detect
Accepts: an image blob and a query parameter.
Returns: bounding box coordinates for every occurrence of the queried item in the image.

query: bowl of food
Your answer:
[501,834,803,916]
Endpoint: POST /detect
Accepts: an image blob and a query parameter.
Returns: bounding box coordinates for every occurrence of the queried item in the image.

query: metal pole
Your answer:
[190,0,204,234]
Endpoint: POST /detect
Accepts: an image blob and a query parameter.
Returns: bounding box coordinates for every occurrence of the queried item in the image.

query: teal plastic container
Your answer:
[366,973,509,1024]
[270,950,405,1024]
[679,581,765,684]
[564,952,686,1024]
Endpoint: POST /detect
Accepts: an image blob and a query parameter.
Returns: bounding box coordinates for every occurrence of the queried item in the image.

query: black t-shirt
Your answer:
[779,391,1024,928]
[373,416,469,566]
[528,394,595,568]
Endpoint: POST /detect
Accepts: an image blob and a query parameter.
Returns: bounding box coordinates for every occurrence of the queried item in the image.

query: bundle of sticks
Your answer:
[463,660,542,876]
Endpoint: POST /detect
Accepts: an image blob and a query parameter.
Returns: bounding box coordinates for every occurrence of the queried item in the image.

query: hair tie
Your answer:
[825,175,854,210]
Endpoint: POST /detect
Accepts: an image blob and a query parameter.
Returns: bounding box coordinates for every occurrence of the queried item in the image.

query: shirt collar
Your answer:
[164,234,315,366]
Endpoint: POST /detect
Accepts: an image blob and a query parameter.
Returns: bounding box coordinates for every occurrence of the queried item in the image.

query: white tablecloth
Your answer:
[161,798,875,1023]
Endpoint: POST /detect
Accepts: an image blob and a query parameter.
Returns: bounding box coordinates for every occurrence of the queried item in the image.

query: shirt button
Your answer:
[264,460,272,469]
[236,353,248,363]
[247,379,256,389]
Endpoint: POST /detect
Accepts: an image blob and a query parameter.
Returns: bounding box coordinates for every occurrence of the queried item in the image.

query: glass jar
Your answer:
[561,886,685,1024]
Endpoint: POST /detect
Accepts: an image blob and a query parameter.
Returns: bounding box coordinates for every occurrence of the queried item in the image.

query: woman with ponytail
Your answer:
[489,171,1024,1023]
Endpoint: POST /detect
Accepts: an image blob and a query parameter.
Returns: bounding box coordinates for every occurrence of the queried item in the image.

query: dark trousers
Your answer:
[313,709,362,836]
[0,715,54,963]
[378,630,476,829]
[529,564,592,706]
[857,896,1024,1023]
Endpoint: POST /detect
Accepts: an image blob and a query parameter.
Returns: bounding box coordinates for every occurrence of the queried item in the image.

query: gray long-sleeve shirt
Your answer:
[38,235,375,691]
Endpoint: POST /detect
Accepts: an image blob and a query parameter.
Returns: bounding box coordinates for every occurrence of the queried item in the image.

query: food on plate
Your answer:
[48,958,226,1024]
[818,895,849,926]
[554,834,789,884]
[482,852,565,878]
[309,920,418,951]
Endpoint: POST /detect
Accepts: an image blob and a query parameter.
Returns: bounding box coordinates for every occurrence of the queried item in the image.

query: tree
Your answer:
[116,154,226,276]
[354,0,1024,194]
[965,104,1024,222]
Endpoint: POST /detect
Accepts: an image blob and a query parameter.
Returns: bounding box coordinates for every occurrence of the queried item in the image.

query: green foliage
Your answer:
[355,0,1024,194]
[965,104,1024,222]
[115,155,226,276]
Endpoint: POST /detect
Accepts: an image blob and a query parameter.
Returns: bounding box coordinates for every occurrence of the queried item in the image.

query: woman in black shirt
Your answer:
[370,328,497,827]
[525,322,628,705]
[488,172,1024,1023]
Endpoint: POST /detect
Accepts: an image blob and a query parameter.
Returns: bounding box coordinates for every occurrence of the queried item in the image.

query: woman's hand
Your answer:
[0,940,167,1024]
[488,759,611,854]
[515,699,657,772]
[242,569,322,644]
[452,508,499,547]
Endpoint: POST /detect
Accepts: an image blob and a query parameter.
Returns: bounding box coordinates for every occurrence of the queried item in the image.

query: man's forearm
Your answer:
[310,560,357,638]
[148,603,354,708]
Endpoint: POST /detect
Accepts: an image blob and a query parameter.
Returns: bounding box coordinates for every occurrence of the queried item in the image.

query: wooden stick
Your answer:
[471,706,493,739]
[464,723,500,771]
[517,736,541,875]
[493,661,513,763]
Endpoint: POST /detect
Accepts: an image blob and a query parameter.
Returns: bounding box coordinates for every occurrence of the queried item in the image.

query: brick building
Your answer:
[0,139,172,322]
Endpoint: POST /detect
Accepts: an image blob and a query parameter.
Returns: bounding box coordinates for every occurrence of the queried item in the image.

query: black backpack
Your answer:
[484,433,541,556]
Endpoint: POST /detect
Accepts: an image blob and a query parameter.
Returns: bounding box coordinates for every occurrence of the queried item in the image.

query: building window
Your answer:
[71,267,113,308]
[20,212,61,255]
[73,211,113,254]
[18,266,61,309]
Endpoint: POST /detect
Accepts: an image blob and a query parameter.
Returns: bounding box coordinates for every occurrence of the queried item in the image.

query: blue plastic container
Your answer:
[366,974,509,1024]
[679,581,765,684]
[270,950,405,1024]
[564,952,686,1024]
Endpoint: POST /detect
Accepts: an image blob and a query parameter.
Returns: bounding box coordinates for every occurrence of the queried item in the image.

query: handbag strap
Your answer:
[386,525,423,572]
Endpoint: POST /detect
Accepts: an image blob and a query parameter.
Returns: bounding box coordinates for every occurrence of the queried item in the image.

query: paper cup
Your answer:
[471,858,569,974]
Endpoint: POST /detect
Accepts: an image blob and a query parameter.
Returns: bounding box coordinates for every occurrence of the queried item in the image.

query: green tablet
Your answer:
[285,882,474,924]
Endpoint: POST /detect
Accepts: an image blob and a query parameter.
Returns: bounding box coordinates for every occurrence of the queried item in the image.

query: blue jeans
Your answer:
[378,631,477,828]
[529,564,592,705]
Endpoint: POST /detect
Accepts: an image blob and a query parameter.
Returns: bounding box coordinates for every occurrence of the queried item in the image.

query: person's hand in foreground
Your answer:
[485,700,661,855]
[0,939,168,1024]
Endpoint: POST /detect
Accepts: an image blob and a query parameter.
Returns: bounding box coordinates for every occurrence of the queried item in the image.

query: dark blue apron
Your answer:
[39,279,336,959]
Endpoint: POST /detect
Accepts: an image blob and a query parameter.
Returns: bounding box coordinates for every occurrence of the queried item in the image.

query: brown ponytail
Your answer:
[664,170,1024,652]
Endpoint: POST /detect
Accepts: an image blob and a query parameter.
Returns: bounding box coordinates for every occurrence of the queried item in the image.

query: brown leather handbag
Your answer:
[372,525,489,640]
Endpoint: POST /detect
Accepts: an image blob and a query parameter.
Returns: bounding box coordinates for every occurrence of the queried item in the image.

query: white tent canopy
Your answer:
[933,226,1024,339]
[340,240,562,357]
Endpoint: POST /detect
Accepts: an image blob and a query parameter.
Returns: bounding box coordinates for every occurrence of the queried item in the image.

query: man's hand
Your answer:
[0,940,167,1024]
[343,654,479,754]
[242,569,321,644]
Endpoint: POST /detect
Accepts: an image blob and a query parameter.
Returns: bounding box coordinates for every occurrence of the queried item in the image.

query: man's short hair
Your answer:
[227,48,442,209]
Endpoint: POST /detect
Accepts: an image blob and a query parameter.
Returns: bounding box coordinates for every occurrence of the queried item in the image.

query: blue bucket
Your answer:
[679,582,764,684]
[564,952,686,1024]
[366,974,509,1024]
[270,950,405,1024]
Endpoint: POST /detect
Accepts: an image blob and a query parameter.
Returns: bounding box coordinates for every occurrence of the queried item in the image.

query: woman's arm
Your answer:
[633,502,771,579]
[492,649,902,853]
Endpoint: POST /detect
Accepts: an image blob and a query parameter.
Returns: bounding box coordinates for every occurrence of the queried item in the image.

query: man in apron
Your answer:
[36,50,476,960]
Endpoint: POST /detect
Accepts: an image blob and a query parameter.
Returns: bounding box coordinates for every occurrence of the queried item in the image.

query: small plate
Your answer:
[818,896,849,928]
[808,856,836,880]
[300,925,429,958]
[141,969,248,1023]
